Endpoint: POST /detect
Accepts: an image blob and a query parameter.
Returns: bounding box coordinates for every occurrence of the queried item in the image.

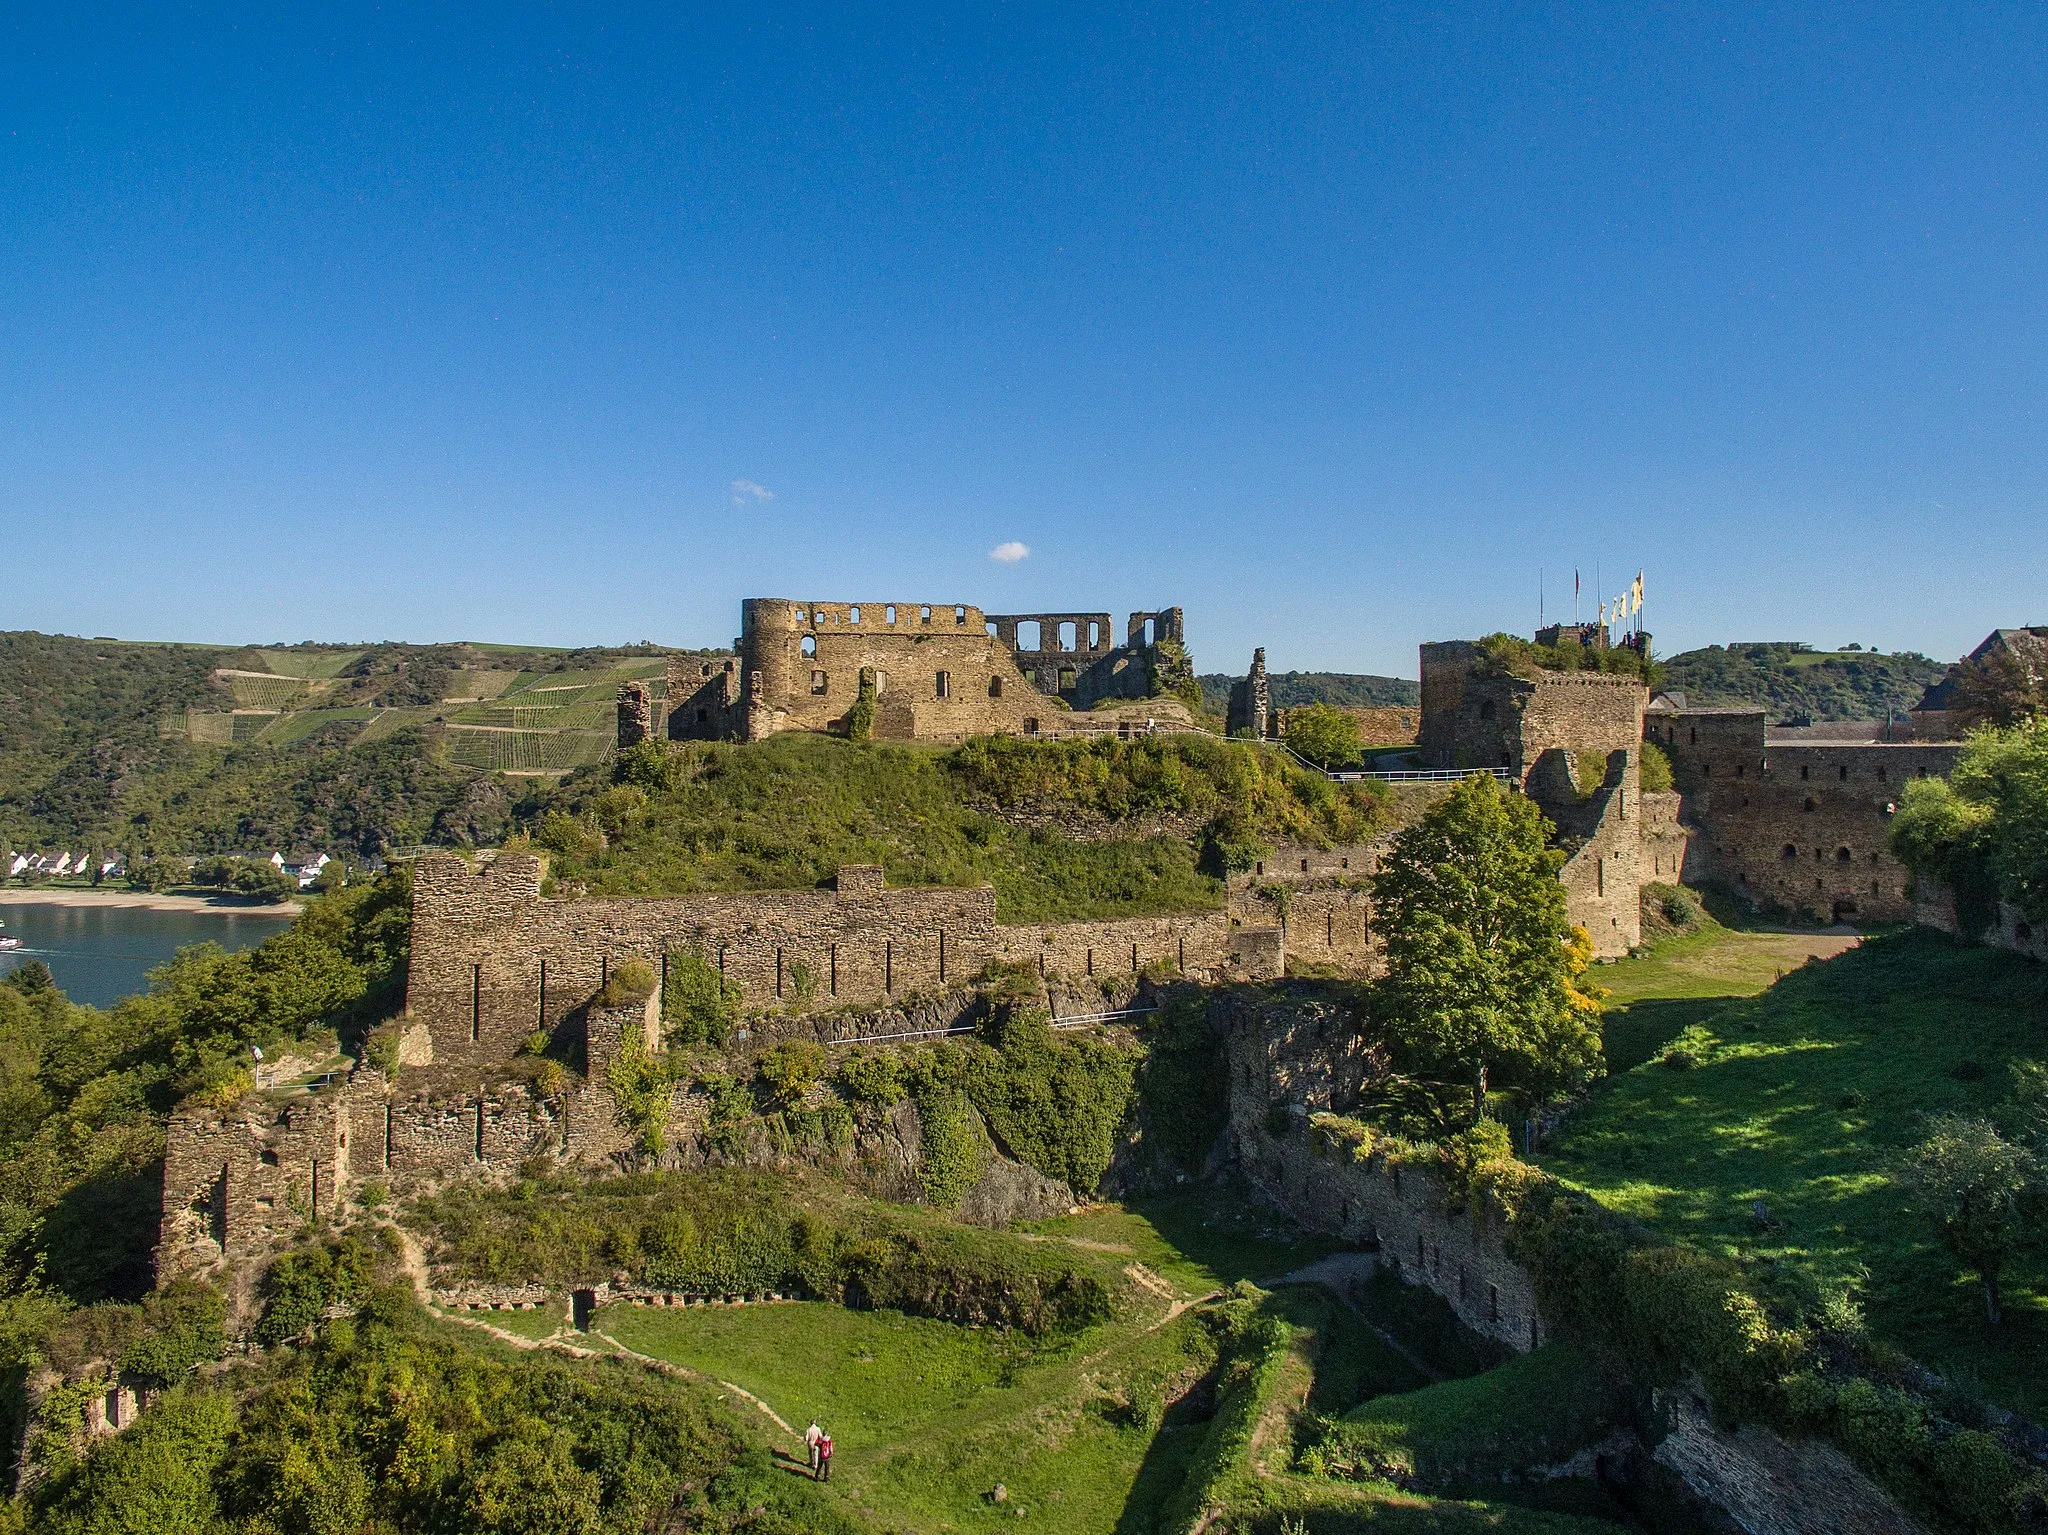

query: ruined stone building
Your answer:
[620,598,1187,747]
[1418,640,1650,955]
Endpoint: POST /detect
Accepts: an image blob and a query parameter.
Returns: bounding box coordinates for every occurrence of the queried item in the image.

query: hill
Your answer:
[1196,669,1418,715]
[532,731,1382,921]
[0,631,724,859]
[1658,642,1946,721]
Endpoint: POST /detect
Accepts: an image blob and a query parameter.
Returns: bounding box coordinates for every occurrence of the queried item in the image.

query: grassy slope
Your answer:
[596,1193,1607,1534]
[1543,924,2048,1417]
[544,733,1379,922]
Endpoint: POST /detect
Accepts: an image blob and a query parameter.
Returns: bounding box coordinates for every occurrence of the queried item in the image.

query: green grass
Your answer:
[465,1304,568,1342]
[1329,1344,1627,1486]
[602,1301,1029,1443]
[1020,1185,1346,1297]
[545,732,1379,922]
[1544,925,2048,1417]
[547,1185,1594,1535]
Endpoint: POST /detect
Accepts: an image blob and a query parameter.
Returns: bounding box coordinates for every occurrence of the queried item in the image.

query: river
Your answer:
[0,901,295,1009]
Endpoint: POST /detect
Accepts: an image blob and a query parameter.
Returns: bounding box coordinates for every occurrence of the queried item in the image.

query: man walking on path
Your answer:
[805,1420,824,1476]
[817,1432,833,1482]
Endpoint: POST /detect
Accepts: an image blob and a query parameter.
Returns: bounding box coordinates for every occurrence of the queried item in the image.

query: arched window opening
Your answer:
[1836,847,1852,863]
[1782,844,1799,860]
[800,634,817,658]
[1803,797,1816,812]
[848,605,861,624]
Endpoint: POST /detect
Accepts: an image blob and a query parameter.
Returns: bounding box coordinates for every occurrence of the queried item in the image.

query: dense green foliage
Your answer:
[1133,997,1231,1173]
[0,630,718,857]
[661,951,742,1047]
[411,1169,1112,1335]
[1891,718,2048,926]
[1196,671,1420,715]
[1660,641,1947,720]
[1472,633,1657,683]
[1370,775,1605,1127]
[546,733,1379,920]
[28,1287,868,1535]
[0,875,408,1311]
[1282,703,1365,769]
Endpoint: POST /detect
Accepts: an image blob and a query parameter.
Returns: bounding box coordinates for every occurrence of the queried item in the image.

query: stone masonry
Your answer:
[641,597,1186,745]
[1419,640,1648,955]
[1645,704,1961,922]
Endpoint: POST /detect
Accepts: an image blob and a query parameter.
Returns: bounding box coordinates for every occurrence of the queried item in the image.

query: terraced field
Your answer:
[175,646,697,776]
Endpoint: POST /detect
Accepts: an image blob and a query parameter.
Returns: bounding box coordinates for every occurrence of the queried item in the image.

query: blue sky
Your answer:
[4,5,2044,677]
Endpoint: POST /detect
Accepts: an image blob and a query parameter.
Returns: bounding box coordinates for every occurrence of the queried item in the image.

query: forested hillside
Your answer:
[1659,642,1947,720]
[0,633,699,858]
[1196,669,1418,714]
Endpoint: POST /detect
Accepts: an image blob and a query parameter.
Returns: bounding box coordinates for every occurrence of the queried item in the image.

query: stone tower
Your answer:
[1228,649,1272,739]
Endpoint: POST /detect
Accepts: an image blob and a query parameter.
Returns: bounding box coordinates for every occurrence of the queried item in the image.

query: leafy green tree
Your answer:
[231,859,297,901]
[1369,773,1604,1126]
[845,668,877,742]
[1283,703,1365,769]
[1895,1115,2044,1325]
[1891,718,2048,923]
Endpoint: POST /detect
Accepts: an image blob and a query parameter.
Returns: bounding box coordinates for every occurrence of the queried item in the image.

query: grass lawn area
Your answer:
[451,1304,566,1342]
[1020,1183,1345,1298]
[1544,924,2048,1418]
[589,1193,1589,1534]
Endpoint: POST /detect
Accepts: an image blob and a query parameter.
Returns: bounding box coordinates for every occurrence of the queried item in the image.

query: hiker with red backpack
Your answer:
[816,1430,833,1481]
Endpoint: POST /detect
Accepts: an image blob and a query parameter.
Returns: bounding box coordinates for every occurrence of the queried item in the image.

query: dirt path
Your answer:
[1272,1253,1444,1383]
[593,1329,798,1439]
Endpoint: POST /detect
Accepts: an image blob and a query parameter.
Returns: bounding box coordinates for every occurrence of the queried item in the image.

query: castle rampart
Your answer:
[1647,705,1961,921]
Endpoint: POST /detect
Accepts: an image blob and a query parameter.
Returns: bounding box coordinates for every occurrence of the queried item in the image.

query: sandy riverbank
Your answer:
[0,888,300,916]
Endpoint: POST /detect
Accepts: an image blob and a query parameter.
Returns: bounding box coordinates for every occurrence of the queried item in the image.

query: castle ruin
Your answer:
[621,598,1187,747]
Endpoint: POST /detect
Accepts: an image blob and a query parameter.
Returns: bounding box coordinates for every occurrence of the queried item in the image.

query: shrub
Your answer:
[256,1238,377,1345]
[835,1050,908,1109]
[1283,704,1364,770]
[759,1040,825,1107]
[846,669,877,742]
[661,951,742,1047]
[597,958,656,1009]
[1639,740,1675,793]
[912,1083,984,1208]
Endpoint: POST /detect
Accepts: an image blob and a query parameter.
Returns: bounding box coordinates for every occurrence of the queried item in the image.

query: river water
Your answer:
[0,902,295,1009]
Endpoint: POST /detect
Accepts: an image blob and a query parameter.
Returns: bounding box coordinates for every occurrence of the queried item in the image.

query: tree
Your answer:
[231,859,298,902]
[1891,718,2048,924]
[1895,1115,2043,1325]
[1370,773,1604,1126]
[1948,648,2048,732]
[1283,703,1364,770]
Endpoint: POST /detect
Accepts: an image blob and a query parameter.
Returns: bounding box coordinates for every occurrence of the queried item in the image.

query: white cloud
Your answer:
[731,479,774,504]
[989,541,1030,563]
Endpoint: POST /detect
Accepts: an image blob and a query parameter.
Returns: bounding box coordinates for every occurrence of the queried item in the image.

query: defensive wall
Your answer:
[1646,705,1961,922]
[1218,988,1541,1353]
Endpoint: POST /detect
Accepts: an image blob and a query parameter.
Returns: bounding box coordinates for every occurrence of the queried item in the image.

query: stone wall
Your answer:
[1650,1386,1925,1535]
[406,855,1288,1070]
[1226,648,1272,739]
[989,607,1179,710]
[1648,706,1961,922]
[1639,791,1691,885]
[1913,883,2048,963]
[1217,989,1542,1353]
